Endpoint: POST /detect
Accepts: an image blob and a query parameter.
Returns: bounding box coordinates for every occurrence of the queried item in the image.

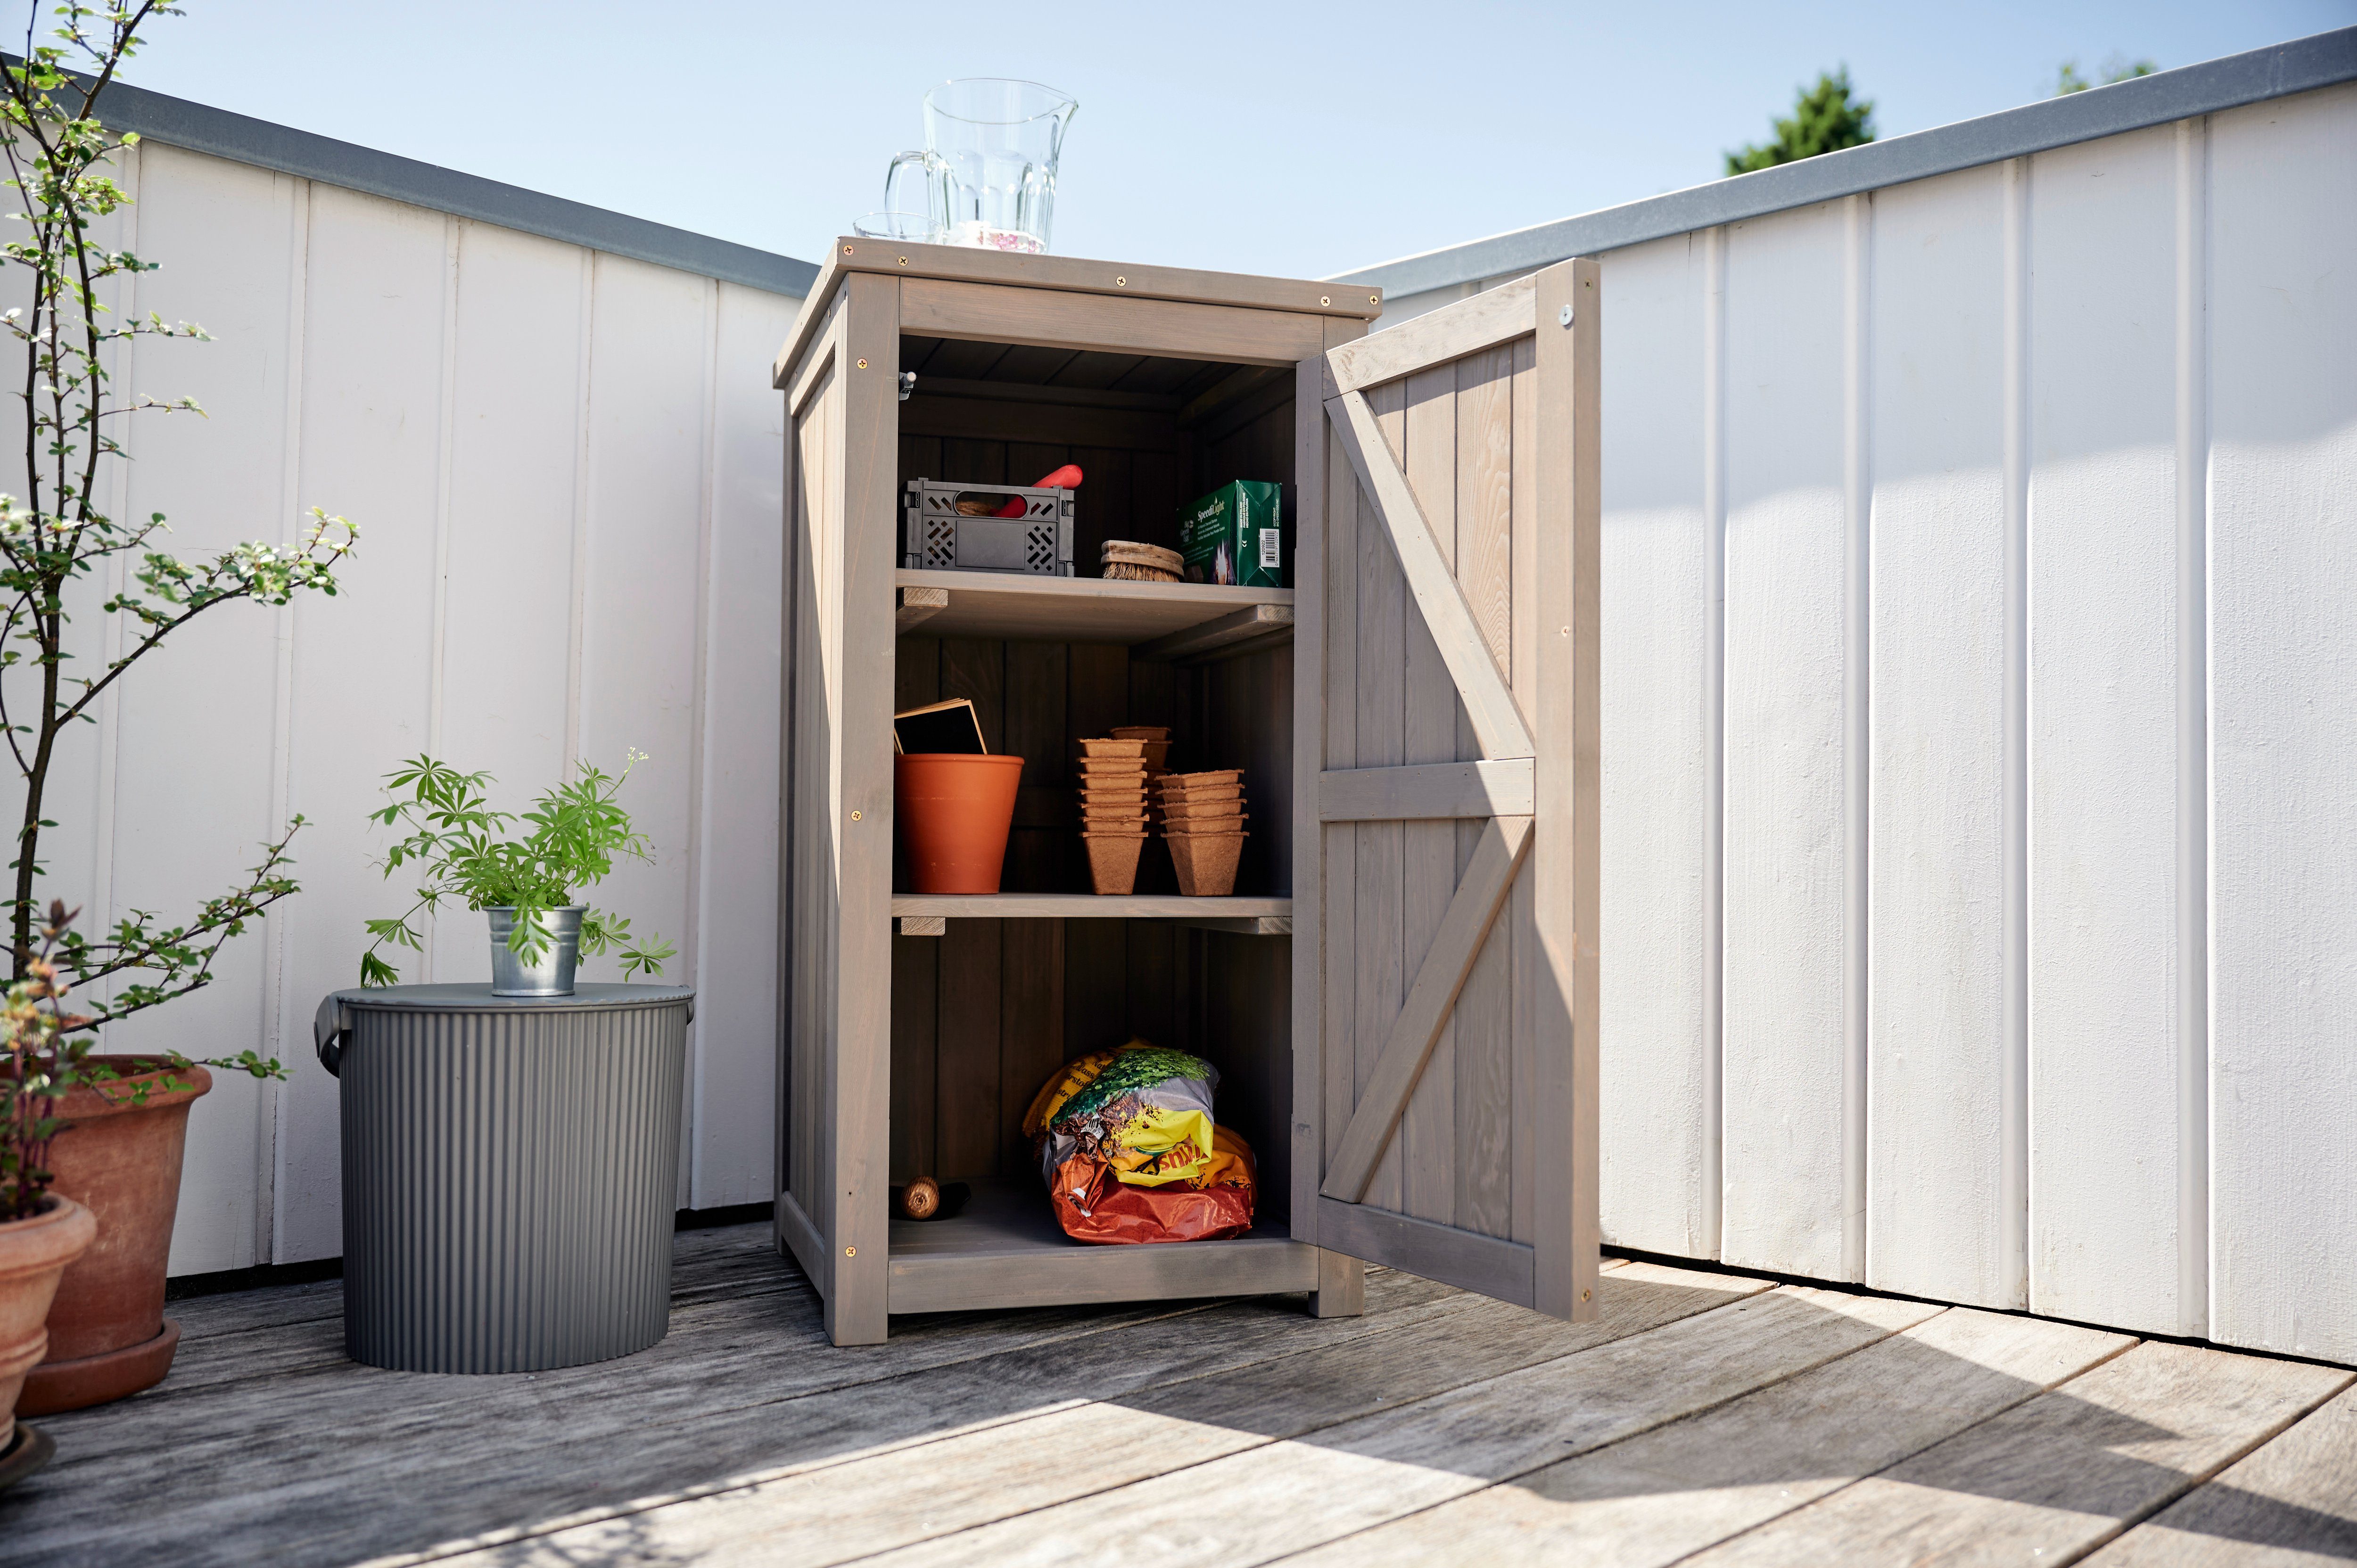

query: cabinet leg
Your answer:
[1308,1248,1365,1318]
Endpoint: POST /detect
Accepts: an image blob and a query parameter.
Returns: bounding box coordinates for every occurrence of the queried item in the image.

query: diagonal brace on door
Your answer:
[1325,389,1535,763]
[1320,813,1535,1202]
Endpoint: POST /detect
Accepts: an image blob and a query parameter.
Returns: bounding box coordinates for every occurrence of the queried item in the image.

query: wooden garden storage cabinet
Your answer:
[775,242,1600,1346]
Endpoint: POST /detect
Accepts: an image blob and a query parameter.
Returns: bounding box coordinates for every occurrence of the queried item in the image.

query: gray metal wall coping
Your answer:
[45,67,821,298]
[1333,25,2357,297]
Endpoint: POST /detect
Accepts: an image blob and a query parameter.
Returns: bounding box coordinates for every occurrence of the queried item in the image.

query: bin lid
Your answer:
[313,984,696,1078]
[321,982,695,1012]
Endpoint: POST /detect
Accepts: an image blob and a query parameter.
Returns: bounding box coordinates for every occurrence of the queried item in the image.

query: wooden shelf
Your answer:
[891,894,1289,923]
[895,569,1292,649]
[886,1176,1317,1314]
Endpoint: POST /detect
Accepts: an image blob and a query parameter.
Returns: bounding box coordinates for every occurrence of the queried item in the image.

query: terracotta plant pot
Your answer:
[0,1195,97,1453]
[16,1058,208,1416]
[895,753,1025,895]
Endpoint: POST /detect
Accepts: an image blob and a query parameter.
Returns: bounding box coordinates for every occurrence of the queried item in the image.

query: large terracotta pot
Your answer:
[895,753,1025,895]
[0,1195,97,1452]
[14,1057,209,1416]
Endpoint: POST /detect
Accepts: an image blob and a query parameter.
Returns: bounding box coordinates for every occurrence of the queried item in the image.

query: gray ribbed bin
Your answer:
[313,983,695,1374]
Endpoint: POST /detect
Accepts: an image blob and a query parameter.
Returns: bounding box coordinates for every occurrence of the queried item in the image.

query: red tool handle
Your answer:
[994,463,1085,517]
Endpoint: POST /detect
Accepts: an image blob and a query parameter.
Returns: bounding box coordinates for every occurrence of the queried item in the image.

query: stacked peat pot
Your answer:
[1076,737,1152,894]
[1155,769,1246,896]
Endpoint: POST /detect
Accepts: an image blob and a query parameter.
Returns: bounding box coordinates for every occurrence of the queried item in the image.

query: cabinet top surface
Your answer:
[775,238,1381,387]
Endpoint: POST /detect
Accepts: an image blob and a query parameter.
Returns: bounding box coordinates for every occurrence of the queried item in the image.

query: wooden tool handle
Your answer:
[897,1176,941,1220]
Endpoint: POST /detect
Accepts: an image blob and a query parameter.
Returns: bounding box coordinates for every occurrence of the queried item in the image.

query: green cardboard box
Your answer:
[1178,480,1286,589]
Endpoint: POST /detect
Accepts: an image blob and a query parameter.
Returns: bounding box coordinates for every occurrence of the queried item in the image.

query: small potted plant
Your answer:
[1,907,100,1479]
[361,752,676,993]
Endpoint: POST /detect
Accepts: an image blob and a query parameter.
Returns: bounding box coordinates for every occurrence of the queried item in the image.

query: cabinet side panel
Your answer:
[826,272,901,1345]
[785,331,840,1272]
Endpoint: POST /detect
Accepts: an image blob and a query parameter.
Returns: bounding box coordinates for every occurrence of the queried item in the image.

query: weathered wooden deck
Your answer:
[3,1221,2352,1567]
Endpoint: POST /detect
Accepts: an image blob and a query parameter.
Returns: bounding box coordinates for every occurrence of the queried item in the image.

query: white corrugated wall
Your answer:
[29,83,2354,1375]
[3,137,800,1275]
[1456,82,2354,1362]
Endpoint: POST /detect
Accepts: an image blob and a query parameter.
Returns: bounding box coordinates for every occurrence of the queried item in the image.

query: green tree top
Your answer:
[1725,66,1876,177]
[2055,57,2158,96]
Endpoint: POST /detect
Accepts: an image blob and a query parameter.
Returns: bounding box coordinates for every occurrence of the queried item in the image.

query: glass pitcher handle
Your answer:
[882,151,945,241]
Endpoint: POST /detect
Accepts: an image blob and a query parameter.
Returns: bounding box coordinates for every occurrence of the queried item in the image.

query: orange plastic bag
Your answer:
[1024,1041,1255,1244]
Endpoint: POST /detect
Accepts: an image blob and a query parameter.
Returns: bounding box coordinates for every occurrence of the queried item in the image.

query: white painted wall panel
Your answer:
[1865,161,2019,1311]
[272,185,453,1263]
[1361,82,2357,1352]
[103,146,304,1273]
[2023,124,2192,1336]
[689,282,794,1208]
[2206,81,2357,1364]
[20,140,803,1273]
[427,225,587,985]
[1597,231,1715,1257]
[1719,200,1853,1280]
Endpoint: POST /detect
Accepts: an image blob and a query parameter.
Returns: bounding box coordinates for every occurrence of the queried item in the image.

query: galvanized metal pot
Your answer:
[314,982,695,1373]
[485,905,584,996]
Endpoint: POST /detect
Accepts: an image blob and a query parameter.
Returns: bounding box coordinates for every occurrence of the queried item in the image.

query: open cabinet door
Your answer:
[1290,258,1600,1321]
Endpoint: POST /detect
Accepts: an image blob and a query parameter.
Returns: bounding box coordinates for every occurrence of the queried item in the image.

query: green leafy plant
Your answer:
[360,752,676,987]
[0,4,351,1083]
[1725,66,1876,176]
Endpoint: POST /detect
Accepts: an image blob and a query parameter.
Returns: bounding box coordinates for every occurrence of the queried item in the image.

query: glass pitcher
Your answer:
[885,79,1077,254]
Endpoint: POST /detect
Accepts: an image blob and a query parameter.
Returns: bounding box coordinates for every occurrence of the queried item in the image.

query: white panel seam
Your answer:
[562,250,595,778]
[91,139,136,1016]
[1701,224,1726,1260]
[684,276,721,1205]
[1842,191,1873,1285]
[2001,157,2032,1312]
[421,215,461,980]
[2176,115,2213,1341]
[263,173,311,1267]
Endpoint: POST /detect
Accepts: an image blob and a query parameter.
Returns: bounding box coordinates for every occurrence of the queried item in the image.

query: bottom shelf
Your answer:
[886,1175,1319,1314]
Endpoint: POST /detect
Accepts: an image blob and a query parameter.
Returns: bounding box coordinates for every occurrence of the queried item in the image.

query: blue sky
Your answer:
[119,0,2354,280]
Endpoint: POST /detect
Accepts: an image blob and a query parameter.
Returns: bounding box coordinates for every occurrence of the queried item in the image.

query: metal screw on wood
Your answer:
[857,359,868,369]
[1559,304,1574,328]
[898,256,908,266]
[1115,275,1126,286]
[850,810,862,821]
[845,1246,856,1257]
[842,244,853,255]
[1320,296,1331,306]
[1369,294,1379,305]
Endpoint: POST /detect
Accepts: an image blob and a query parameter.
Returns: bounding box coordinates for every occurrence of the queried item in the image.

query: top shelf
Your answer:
[895,569,1293,657]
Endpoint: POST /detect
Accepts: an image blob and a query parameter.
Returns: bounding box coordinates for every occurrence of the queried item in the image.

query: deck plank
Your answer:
[12,1223,2351,1568]
[1281,1305,2134,1566]
[1682,1341,2353,1567]
[2083,1381,2357,1566]
[402,1260,1747,1568]
[855,1285,1937,1567]
[2,1241,1457,1568]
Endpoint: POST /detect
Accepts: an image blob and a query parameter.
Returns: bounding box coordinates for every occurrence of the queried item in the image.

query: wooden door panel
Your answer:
[1293,258,1601,1320]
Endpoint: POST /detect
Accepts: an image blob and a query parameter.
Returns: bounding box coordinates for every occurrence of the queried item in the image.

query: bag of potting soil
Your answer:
[1022,1039,1255,1245]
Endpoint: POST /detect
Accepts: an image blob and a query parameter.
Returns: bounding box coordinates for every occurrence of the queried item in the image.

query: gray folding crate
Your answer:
[902,478,1076,576]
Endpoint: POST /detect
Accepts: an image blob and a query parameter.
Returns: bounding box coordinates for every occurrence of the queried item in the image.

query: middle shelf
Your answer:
[891,894,1289,930]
